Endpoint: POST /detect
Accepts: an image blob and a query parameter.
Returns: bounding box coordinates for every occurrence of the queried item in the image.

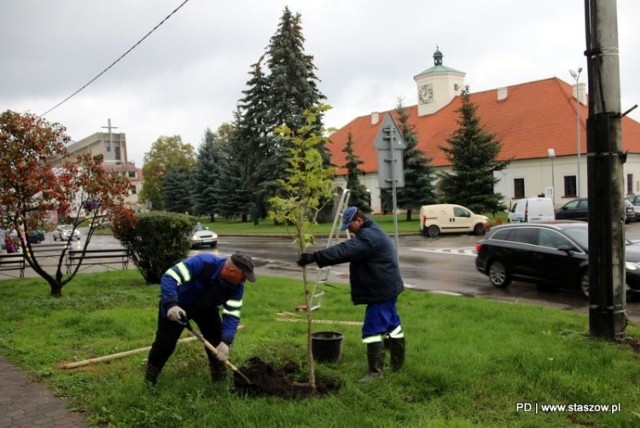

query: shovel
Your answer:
[179,317,252,385]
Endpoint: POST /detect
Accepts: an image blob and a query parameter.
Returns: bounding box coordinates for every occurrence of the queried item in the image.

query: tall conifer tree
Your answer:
[234,60,272,223]
[439,90,510,214]
[192,127,225,221]
[342,131,371,212]
[395,101,436,221]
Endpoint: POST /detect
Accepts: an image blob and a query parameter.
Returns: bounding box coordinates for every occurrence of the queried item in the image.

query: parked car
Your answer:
[556,197,633,223]
[555,198,588,221]
[625,199,637,223]
[28,229,46,244]
[191,222,217,248]
[625,195,640,221]
[419,204,489,237]
[53,225,81,241]
[475,221,640,298]
[508,197,555,223]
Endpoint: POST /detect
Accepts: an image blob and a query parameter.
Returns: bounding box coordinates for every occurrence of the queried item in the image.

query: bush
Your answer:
[115,212,195,284]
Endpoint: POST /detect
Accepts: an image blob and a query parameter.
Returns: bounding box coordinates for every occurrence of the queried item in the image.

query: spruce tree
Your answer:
[234,58,273,223]
[265,7,325,134]
[395,101,436,221]
[439,89,510,214]
[342,131,371,212]
[214,152,251,220]
[264,7,329,192]
[192,127,225,221]
[162,170,193,213]
[232,8,329,223]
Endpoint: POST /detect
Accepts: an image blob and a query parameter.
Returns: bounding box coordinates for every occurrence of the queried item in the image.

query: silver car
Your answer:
[53,225,81,241]
[191,222,217,248]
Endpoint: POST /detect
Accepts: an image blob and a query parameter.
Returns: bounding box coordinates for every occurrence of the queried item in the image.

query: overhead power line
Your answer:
[41,0,191,117]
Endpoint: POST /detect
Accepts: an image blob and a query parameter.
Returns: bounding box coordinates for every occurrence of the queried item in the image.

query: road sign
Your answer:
[373,113,406,189]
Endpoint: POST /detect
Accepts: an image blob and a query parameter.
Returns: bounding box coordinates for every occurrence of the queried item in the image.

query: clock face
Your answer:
[419,83,433,104]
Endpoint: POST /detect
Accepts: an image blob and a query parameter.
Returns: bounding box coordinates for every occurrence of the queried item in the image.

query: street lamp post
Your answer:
[569,67,583,197]
[547,148,556,206]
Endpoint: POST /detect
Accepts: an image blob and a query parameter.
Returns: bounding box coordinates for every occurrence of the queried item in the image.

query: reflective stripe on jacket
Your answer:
[159,253,244,343]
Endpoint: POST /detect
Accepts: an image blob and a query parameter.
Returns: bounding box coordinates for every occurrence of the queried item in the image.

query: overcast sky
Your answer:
[2,0,639,166]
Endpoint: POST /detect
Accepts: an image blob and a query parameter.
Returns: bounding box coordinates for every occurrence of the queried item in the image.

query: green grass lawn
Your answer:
[1,270,639,426]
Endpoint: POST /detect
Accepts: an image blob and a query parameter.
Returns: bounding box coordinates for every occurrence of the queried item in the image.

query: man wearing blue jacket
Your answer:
[297,207,405,382]
[145,252,256,386]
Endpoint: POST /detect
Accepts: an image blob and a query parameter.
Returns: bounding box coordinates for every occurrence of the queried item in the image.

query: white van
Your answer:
[508,197,555,223]
[419,204,490,237]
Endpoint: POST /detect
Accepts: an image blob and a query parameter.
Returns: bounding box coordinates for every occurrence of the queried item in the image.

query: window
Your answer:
[128,171,136,178]
[512,228,538,245]
[538,229,571,249]
[453,207,471,218]
[627,174,633,195]
[129,185,137,195]
[564,175,577,197]
[514,178,525,199]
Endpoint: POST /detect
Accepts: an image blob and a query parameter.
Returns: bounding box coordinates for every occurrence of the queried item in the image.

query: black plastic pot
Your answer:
[311,331,344,363]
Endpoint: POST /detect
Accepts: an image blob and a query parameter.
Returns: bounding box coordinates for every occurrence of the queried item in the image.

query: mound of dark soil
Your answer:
[233,357,342,398]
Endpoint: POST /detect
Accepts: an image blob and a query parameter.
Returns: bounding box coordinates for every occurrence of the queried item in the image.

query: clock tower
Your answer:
[414,48,466,116]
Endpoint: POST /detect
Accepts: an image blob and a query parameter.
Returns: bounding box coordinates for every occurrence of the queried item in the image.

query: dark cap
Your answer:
[340,206,359,231]
[230,252,256,282]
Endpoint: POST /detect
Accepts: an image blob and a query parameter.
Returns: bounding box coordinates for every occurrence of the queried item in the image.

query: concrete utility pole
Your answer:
[584,0,626,339]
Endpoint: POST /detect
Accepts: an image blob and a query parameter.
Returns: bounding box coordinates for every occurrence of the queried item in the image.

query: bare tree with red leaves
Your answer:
[0,110,134,297]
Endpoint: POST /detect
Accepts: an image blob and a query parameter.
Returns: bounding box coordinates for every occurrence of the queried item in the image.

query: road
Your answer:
[213,223,640,322]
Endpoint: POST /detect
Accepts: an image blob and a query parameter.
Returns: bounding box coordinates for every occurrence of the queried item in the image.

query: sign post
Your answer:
[374,113,406,256]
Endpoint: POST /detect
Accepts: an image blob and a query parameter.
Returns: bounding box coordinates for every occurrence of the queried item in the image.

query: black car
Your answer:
[555,198,588,221]
[475,221,640,298]
[28,229,46,244]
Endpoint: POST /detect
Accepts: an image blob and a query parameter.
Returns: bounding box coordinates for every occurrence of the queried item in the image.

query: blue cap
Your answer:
[340,206,359,231]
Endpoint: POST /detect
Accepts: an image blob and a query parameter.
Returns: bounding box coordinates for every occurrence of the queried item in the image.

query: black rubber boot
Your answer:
[387,338,405,371]
[359,342,385,383]
[209,360,226,383]
[144,363,162,387]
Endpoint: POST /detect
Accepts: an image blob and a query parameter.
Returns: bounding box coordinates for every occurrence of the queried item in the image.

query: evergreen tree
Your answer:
[395,101,436,221]
[162,170,193,213]
[265,7,325,135]
[234,59,272,224]
[192,127,225,221]
[263,7,330,201]
[439,90,510,214]
[214,152,251,219]
[233,8,329,223]
[342,131,371,212]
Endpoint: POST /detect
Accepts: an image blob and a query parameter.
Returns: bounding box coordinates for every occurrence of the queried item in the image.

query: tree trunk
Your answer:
[48,279,63,297]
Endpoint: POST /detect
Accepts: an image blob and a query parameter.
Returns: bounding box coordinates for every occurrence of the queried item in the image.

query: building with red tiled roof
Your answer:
[329,49,640,213]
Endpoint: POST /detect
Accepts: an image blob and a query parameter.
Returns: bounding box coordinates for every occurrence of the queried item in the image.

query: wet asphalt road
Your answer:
[212,224,640,323]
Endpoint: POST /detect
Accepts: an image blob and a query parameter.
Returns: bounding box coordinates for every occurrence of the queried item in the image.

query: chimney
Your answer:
[371,112,379,125]
[573,83,587,105]
[497,87,508,101]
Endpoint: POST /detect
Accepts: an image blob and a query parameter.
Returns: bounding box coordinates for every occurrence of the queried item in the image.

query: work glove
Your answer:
[216,342,230,362]
[167,306,187,322]
[297,252,316,266]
